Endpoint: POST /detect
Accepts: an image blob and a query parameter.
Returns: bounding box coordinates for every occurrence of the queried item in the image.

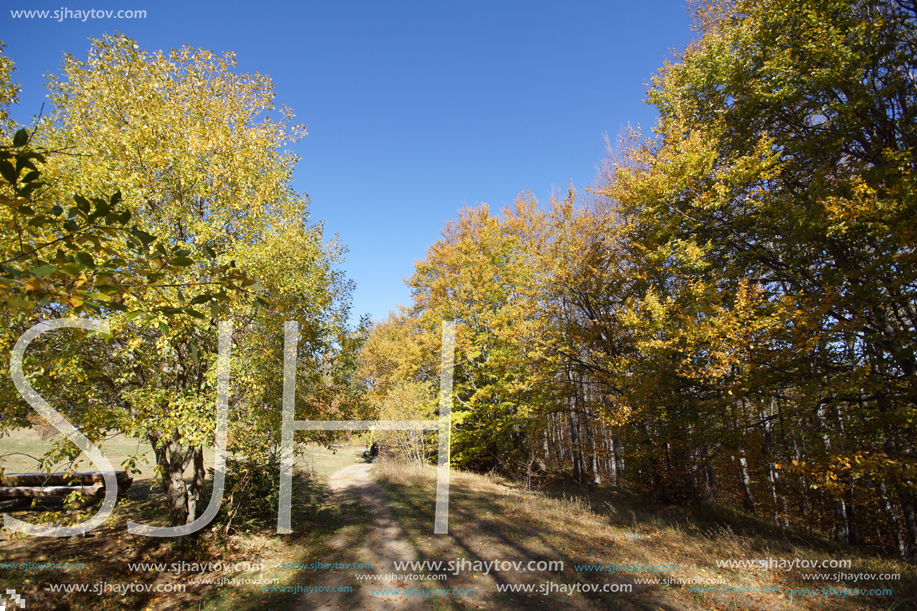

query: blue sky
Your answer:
[2,1,695,324]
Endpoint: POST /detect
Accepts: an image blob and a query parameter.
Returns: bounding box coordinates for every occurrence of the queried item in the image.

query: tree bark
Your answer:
[834,499,850,545]
[898,487,917,557]
[150,431,204,535]
[613,438,624,483]
[879,481,906,557]
[567,391,583,484]
[737,452,756,514]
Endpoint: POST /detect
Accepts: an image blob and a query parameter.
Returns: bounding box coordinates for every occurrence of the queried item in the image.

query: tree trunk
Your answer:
[792,432,811,529]
[764,426,780,524]
[834,499,850,545]
[706,462,717,501]
[898,487,917,556]
[187,445,205,524]
[845,480,859,545]
[543,427,551,469]
[607,435,618,487]
[699,445,716,502]
[613,438,624,482]
[150,432,203,535]
[568,395,583,484]
[762,409,786,525]
[736,452,756,514]
[879,481,906,557]
[585,401,601,485]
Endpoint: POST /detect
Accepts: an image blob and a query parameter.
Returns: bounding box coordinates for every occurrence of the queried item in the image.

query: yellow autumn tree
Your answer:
[405,197,563,471]
[2,34,357,532]
[595,0,917,549]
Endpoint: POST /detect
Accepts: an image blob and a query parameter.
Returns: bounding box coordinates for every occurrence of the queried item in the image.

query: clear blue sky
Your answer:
[2,1,695,324]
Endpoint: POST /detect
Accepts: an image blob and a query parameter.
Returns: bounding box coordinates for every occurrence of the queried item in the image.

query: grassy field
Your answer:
[0,428,373,611]
[0,428,162,479]
[372,458,917,611]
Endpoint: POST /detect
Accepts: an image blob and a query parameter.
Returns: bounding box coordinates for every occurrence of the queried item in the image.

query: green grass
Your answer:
[0,428,162,479]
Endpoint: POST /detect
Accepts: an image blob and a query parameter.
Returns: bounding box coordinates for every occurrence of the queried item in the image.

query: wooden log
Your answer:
[1,471,130,487]
[0,470,133,508]
[0,485,105,499]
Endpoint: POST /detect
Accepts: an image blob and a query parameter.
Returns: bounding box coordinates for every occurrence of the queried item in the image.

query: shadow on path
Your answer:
[294,463,428,611]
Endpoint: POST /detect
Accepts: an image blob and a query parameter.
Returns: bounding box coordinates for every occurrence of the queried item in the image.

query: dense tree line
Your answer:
[360,0,917,558]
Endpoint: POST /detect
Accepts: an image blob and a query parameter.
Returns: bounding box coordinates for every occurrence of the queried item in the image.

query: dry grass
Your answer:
[374,464,917,611]
[372,453,432,486]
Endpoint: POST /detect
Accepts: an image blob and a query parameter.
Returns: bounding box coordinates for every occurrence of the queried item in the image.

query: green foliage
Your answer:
[213,455,281,534]
[0,128,257,317]
[0,35,363,532]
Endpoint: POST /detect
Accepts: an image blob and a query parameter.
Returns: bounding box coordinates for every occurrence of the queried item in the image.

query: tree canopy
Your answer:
[1,35,363,532]
[360,0,917,557]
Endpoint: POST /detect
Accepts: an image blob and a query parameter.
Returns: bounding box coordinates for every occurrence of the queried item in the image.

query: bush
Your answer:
[212,456,280,534]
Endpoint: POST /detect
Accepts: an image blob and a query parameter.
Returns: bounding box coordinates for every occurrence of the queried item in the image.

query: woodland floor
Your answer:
[1,434,915,610]
[365,461,917,611]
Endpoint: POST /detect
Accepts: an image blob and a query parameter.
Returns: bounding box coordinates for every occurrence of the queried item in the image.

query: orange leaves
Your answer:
[23,277,43,292]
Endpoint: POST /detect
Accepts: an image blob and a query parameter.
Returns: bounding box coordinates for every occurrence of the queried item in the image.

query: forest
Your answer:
[2,0,915,566]
[361,0,917,559]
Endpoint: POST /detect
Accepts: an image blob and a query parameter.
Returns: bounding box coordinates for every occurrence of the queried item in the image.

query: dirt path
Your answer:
[292,463,428,611]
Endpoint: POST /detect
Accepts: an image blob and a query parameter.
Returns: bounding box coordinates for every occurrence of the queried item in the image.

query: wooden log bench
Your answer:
[0,471,133,508]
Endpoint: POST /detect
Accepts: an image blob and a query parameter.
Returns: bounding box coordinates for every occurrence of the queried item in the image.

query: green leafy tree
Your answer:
[2,35,358,532]
[0,130,255,317]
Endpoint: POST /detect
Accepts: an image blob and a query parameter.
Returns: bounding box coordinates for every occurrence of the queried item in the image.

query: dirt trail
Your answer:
[292,463,428,611]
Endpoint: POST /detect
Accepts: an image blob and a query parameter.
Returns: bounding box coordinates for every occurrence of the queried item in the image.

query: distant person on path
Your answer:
[370,442,379,463]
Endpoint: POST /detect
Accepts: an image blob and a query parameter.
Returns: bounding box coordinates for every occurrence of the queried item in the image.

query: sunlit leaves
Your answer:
[0,35,355,529]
